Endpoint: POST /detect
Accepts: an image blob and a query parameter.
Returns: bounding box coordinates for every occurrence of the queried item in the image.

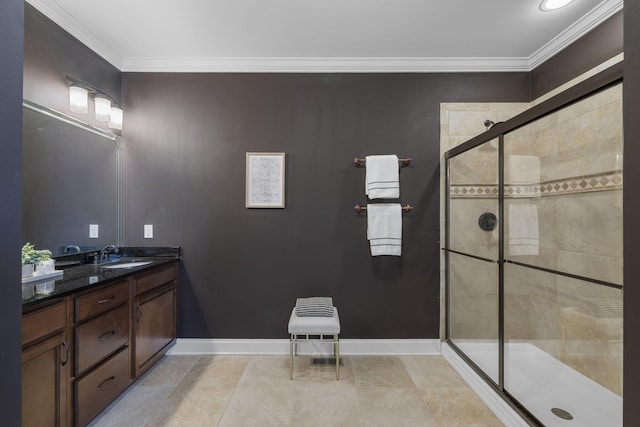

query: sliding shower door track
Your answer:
[446,339,542,427]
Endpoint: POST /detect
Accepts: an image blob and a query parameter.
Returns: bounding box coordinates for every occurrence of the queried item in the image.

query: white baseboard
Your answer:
[167,338,441,356]
[441,343,529,427]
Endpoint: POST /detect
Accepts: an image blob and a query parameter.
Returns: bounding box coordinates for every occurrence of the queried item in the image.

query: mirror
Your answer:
[22,100,121,256]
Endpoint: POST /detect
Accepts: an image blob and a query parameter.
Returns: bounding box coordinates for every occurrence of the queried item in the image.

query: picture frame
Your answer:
[245,152,286,208]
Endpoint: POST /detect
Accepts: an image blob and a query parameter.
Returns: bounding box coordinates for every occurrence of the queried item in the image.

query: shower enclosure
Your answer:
[444,66,623,426]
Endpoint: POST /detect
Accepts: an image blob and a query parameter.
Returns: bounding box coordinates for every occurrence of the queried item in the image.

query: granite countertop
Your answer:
[22,247,180,310]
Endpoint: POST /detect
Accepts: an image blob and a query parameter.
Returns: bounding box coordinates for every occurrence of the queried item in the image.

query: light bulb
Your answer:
[540,0,573,11]
[94,96,112,122]
[69,86,88,114]
[108,107,123,130]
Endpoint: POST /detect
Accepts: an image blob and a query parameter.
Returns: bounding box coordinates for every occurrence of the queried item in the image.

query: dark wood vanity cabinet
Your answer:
[22,300,71,427]
[22,260,178,427]
[132,264,177,378]
[74,280,130,426]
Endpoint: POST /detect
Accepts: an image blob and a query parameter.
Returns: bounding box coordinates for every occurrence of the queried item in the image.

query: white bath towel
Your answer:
[365,155,400,199]
[507,155,540,185]
[508,202,539,256]
[367,203,402,256]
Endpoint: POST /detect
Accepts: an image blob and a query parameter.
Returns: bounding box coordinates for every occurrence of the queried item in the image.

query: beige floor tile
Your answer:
[177,355,248,389]
[291,382,364,427]
[350,356,416,388]
[400,355,468,389]
[135,355,201,387]
[420,388,504,427]
[88,355,510,426]
[145,385,232,426]
[356,387,437,427]
[88,386,173,427]
[218,385,296,427]
[236,355,296,389]
[291,355,355,384]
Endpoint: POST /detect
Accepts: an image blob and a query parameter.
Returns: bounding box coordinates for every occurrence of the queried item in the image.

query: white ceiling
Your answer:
[26,0,623,72]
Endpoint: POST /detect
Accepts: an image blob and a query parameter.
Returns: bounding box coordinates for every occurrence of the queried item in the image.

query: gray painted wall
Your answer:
[23,4,121,123]
[22,5,123,255]
[121,72,529,338]
[530,10,623,99]
[0,0,23,423]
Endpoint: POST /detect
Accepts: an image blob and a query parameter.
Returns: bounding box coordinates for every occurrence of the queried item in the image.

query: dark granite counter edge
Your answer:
[22,250,180,311]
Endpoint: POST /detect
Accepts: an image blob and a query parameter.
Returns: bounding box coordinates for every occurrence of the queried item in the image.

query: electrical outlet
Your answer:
[89,224,99,238]
[144,224,153,239]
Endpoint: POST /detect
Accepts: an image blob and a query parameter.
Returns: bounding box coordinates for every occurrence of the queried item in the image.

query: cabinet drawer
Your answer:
[134,264,177,296]
[76,280,129,322]
[76,304,129,374]
[22,301,67,346]
[76,347,129,427]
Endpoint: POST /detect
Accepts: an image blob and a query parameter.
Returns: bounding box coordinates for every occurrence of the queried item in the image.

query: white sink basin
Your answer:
[102,261,153,269]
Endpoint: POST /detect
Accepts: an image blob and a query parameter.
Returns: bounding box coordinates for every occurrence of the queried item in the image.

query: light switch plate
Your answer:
[144,224,153,239]
[89,224,99,238]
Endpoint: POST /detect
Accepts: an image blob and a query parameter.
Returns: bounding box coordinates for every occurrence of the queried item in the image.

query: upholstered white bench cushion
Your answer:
[288,307,340,335]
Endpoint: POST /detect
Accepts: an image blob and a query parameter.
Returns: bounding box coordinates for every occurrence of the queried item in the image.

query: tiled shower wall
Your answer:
[441,68,623,395]
[439,103,527,342]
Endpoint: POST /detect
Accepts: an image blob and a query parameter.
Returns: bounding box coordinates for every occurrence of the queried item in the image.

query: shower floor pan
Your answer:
[455,341,622,427]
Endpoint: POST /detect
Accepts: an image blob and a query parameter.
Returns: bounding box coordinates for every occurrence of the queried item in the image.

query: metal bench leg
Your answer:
[290,335,294,380]
[334,334,340,381]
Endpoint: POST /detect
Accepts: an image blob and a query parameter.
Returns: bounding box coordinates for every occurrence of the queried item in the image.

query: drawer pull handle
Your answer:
[136,303,142,322]
[98,296,116,304]
[61,341,70,366]
[97,376,116,390]
[98,330,116,341]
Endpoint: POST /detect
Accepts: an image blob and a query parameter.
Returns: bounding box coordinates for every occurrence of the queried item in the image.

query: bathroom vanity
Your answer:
[21,249,179,427]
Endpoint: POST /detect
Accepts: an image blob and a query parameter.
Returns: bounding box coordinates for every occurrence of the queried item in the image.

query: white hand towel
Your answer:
[508,202,539,256]
[365,155,400,199]
[367,203,402,256]
[507,155,540,185]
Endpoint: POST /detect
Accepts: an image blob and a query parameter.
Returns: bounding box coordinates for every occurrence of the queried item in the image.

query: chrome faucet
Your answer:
[95,245,118,264]
[64,245,81,254]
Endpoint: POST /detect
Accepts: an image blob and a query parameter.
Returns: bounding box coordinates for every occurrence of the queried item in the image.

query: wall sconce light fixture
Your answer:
[93,96,112,122]
[66,76,124,130]
[109,107,123,130]
[69,85,89,114]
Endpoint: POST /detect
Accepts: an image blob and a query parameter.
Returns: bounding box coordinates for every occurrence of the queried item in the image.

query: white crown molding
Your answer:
[27,0,622,73]
[25,0,123,69]
[167,338,441,356]
[120,56,532,73]
[528,0,624,69]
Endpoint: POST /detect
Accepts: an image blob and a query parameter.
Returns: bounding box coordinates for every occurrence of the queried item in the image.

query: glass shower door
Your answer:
[447,138,500,384]
[502,83,623,426]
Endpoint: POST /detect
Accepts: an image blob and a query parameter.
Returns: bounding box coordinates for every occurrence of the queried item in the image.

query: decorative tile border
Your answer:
[450,170,622,199]
[450,184,499,198]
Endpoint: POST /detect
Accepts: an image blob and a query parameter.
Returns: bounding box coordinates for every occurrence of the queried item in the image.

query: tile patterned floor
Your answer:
[89,355,503,426]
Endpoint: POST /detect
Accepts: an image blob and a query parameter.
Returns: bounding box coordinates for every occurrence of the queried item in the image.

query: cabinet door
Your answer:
[135,285,175,375]
[22,333,70,427]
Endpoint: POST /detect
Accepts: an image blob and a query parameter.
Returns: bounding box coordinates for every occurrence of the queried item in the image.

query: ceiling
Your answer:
[27,0,623,72]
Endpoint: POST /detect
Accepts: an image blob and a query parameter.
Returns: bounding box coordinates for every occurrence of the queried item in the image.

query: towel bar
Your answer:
[354,204,413,212]
[354,157,412,167]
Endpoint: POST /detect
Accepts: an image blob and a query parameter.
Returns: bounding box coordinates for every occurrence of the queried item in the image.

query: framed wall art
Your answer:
[245,152,286,208]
